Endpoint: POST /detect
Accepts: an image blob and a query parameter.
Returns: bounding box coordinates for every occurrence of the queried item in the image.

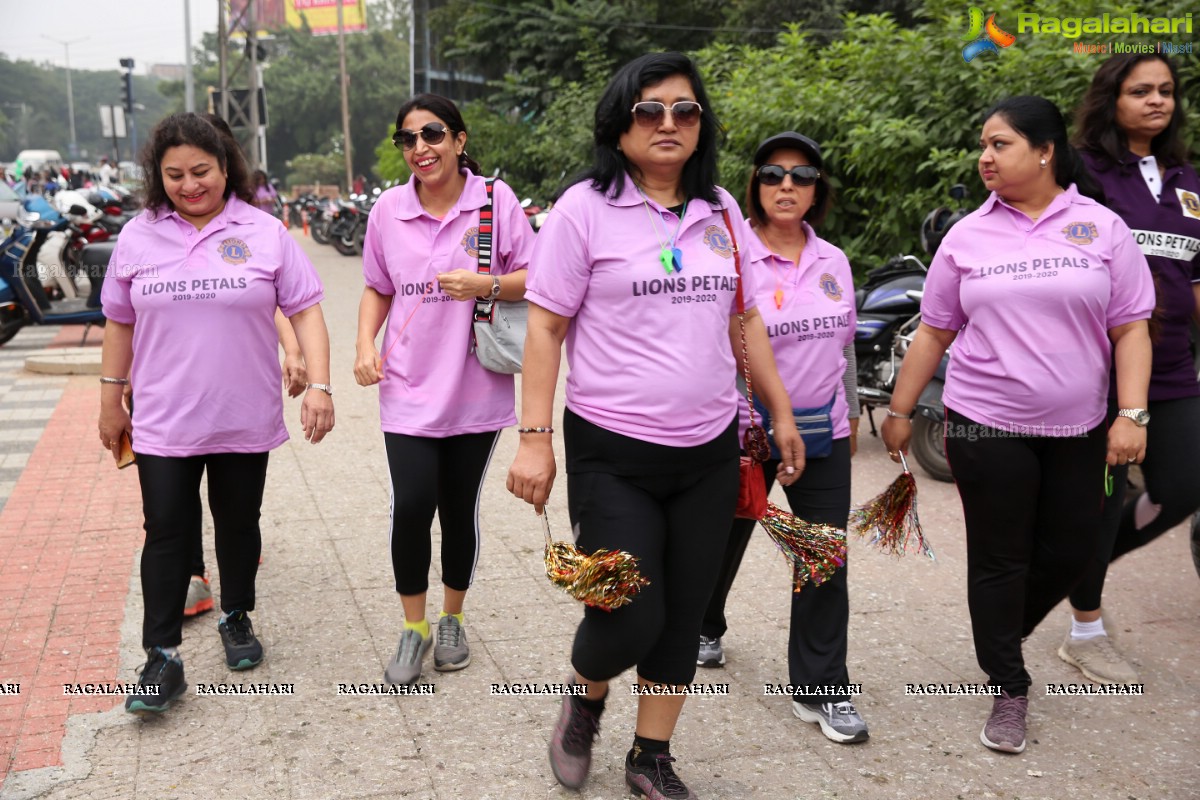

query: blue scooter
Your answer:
[0,198,111,346]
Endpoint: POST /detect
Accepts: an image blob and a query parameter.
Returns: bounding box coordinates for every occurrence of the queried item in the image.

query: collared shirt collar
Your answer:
[746,220,833,264]
[393,169,486,221]
[607,172,724,213]
[146,193,256,230]
[979,183,1085,221]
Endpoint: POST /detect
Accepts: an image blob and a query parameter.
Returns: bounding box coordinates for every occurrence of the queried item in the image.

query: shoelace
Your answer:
[990,695,1028,729]
[224,613,255,645]
[649,754,688,795]
[135,648,172,684]
[1081,636,1123,664]
[562,700,601,751]
[437,619,462,647]
[832,701,858,717]
[397,629,424,662]
[699,636,718,647]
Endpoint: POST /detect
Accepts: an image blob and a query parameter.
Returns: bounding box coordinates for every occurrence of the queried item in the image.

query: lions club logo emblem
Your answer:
[461,226,480,258]
[1062,222,1098,246]
[218,238,251,264]
[703,225,733,259]
[1178,189,1200,221]
[818,273,843,302]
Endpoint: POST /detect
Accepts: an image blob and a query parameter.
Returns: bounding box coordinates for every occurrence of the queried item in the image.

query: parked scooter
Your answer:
[855,186,970,482]
[0,202,109,346]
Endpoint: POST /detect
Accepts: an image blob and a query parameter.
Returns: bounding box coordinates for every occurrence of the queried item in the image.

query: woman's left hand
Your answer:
[300,389,335,443]
[1106,418,1146,466]
[772,420,806,486]
[436,269,490,301]
[283,353,308,398]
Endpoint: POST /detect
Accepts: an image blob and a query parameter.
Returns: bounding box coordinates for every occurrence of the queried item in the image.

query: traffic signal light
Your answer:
[119,59,134,114]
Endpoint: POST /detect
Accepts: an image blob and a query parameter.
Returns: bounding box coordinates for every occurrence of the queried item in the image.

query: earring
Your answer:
[1040,158,1047,167]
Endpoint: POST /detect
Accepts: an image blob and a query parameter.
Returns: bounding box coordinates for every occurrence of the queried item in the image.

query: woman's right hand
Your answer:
[880,416,912,463]
[98,405,132,463]
[507,439,556,509]
[353,344,384,386]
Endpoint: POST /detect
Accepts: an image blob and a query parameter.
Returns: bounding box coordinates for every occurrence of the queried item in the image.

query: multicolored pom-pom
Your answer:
[757,502,847,592]
[850,455,935,560]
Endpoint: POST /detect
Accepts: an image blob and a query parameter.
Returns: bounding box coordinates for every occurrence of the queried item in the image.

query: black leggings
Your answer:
[703,438,853,701]
[383,430,500,595]
[944,409,1107,696]
[136,451,269,650]
[566,412,739,687]
[1071,395,1200,611]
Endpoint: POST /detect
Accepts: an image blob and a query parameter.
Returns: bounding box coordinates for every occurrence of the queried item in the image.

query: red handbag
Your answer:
[723,209,770,520]
[737,456,768,520]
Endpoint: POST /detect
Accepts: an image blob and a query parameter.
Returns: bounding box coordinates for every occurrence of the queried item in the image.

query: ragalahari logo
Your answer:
[962,7,1017,62]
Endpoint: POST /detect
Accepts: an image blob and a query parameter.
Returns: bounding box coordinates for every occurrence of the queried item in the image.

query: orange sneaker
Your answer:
[183,576,214,617]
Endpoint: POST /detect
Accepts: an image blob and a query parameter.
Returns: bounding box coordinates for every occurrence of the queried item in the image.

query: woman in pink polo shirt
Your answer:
[98,112,334,714]
[353,93,533,687]
[883,96,1154,754]
[700,131,868,745]
[507,53,803,799]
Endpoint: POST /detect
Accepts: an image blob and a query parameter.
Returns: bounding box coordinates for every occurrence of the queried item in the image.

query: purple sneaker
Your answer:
[980,691,1028,753]
[549,694,601,789]
[625,753,697,800]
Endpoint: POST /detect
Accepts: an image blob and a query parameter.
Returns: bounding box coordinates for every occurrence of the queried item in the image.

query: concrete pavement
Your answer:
[0,229,1197,799]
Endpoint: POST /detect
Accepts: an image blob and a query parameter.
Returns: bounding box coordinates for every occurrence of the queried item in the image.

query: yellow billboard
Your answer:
[227,0,367,37]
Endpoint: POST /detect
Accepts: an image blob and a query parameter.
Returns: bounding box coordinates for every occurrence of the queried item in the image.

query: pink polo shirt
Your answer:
[738,222,855,441]
[525,176,761,447]
[921,185,1154,434]
[102,195,324,456]
[361,172,533,436]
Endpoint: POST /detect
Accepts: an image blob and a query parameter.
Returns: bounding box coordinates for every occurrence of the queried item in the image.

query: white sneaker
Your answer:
[1057,632,1138,684]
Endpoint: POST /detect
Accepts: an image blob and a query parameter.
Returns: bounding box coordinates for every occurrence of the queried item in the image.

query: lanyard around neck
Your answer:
[639,190,688,274]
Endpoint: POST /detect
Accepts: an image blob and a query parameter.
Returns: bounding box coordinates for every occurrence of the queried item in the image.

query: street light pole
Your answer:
[43,35,87,159]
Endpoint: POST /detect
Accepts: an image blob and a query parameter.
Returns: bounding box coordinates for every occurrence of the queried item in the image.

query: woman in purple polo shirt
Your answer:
[699,132,868,744]
[98,112,334,714]
[507,53,803,799]
[882,96,1154,754]
[353,93,532,687]
[1059,54,1200,684]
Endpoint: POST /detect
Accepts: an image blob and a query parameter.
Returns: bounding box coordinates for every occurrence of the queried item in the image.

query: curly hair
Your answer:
[139,112,253,216]
[1073,54,1186,168]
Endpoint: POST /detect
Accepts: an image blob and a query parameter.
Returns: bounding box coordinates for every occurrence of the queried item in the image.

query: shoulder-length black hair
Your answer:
[394,93,482,176]
[1073,54,1186,168]
[139,112,253,214]
[983,96,1103,202]
[578,52,722,204]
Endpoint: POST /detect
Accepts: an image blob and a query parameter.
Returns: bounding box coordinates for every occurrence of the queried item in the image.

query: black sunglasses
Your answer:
[630,101,703,128]
[392,123,450,151]
[757,164,821,187]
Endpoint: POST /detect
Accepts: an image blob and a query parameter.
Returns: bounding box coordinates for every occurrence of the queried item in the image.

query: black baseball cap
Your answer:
[753,132,823,168]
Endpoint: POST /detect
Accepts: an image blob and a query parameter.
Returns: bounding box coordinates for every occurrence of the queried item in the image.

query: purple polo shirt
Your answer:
[1083,150,1200,401]
[921,185,1155,434]
[738,222,855,440]
[361,172,533,436]
[102,196,325,456]
[526,177,761,447]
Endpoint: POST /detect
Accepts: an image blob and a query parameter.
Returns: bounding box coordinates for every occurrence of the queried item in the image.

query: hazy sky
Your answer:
[1,0,219,74]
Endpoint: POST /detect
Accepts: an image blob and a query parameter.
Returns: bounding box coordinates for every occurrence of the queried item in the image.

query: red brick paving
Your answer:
[0,376,143,785]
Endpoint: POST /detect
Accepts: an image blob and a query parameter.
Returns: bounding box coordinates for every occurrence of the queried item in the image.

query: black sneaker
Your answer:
[218,610,264,670]
[625,752,698,799]
[125,647,187,714]
[548,693,601,789]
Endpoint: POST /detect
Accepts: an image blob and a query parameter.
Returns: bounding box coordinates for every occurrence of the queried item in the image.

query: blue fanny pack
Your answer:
[753,393,837,460]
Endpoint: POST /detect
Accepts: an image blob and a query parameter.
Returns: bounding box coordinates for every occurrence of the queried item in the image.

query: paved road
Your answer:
[0,230,1197,799]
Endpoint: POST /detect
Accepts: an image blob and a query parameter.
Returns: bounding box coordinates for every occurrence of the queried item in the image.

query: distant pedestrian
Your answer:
[98,156,117,186]
[882,95,1154,754]
[99,112,334,714]
[353,93,532,686]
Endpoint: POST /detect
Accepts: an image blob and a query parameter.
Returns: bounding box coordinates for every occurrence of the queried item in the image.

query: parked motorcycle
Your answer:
[0,203,109,346]
[854,186,970,482]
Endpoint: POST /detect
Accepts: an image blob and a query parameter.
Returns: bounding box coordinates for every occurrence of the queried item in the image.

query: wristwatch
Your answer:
[488,275,501,299]
[1117,408,1149,426]
[306,383,333,397]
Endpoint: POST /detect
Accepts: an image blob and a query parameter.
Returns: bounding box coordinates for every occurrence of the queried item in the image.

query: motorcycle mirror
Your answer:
[373,187,381,196]
[950,184,968,201]
[68,205,89,217]
[520,198,532,209]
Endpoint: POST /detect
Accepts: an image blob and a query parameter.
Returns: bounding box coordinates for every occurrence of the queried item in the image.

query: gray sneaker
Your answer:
[792,700,869,743]
[384,627,431,685]
[697,635,725,668]
[549,693,601,789]
[1057,632,1138,684]
[980,691,1027,754]
[434,615,470,671]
